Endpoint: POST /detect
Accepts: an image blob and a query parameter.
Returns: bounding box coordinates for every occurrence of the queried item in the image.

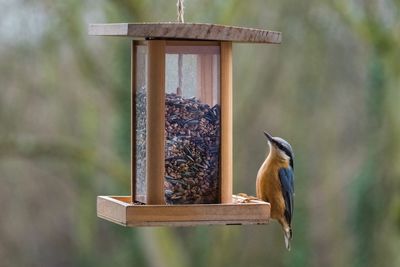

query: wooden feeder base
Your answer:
[97,195,270,226]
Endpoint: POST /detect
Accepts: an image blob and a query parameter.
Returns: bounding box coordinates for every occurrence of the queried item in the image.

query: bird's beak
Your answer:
[263,131,274,143]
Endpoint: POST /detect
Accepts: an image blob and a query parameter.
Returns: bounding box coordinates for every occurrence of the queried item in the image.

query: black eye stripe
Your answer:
[281,147,290,157]
[275,142,292,159]
[272,138,294,170]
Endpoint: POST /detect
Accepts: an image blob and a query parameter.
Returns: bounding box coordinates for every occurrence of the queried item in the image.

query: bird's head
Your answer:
[264,131,294,169]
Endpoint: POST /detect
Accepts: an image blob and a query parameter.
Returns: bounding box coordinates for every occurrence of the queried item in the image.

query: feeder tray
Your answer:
[89,22,281,226]
[98,195,270,226]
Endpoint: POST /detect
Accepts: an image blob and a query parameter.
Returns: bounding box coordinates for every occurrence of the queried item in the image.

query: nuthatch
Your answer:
[256,132,294,250]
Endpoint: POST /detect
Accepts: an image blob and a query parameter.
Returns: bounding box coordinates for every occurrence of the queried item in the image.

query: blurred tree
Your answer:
[331,1,400,266]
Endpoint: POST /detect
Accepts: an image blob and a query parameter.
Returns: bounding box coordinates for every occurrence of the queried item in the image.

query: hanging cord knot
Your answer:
[177,0,184,23]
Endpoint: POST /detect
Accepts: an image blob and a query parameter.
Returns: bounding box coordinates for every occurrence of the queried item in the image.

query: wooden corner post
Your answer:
[131,41,137,202]
[220,42,233,204]
[147,40,166,205]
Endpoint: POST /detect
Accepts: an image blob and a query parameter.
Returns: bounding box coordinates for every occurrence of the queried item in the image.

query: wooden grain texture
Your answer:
[165,40,220,46]
[146,40,166,205]
[197,54,215,105]
[220,42,233,204]
[97,196,127,226]
[88,23,282,44]
[131,41,137,202]
[97,195,270,227]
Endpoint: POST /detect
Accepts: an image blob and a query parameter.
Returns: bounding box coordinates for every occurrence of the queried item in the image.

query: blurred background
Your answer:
[1,0,399,266]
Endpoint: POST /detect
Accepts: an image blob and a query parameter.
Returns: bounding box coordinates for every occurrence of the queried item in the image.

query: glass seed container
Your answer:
[133,41,225,205]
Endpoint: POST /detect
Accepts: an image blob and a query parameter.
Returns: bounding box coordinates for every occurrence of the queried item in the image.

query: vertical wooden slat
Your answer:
[220,42,233,204]
[197,54,214,105]
[146,40,166,205]
[131,41,137,202]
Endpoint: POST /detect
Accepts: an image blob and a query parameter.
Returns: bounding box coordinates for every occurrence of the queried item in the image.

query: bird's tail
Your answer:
[284,228,292,251]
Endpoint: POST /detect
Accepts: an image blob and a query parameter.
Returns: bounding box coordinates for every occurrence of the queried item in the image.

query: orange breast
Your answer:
[256,156,288,220]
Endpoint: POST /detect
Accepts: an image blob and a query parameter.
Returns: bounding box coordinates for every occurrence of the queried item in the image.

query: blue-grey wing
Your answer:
[278,167,294,225]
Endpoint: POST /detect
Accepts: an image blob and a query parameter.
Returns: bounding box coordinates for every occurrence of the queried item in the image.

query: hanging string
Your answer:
[177,0,184,23]
[176,0,184,96]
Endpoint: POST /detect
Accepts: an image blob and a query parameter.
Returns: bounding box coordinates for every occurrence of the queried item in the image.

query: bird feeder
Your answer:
[90,22,281,226]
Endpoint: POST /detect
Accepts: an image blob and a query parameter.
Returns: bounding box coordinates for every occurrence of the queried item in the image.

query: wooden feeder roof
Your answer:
[89,22,281,44]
